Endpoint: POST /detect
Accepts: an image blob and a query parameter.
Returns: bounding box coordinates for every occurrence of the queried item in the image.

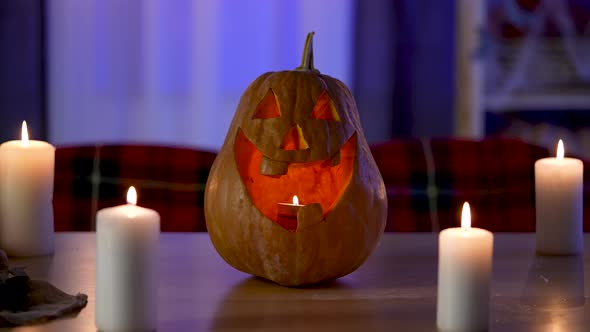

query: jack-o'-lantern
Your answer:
[205,33,387,286]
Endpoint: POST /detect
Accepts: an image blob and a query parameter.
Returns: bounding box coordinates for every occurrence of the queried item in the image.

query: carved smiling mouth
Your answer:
[234,129,356,231]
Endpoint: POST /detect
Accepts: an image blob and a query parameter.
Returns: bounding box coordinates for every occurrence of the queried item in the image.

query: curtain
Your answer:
[0,0,45,141]
[354,0,455,140]
[48,0,353,150]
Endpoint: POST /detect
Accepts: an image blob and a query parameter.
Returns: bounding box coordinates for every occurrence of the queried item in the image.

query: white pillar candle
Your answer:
[96,187,160,332]
[535,139,583,255]
[437,202,494,332]
[0,121,55,256]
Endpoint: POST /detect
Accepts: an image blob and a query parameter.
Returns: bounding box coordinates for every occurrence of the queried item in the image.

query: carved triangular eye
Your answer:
[252,89,281,119]
[311,91,340,121]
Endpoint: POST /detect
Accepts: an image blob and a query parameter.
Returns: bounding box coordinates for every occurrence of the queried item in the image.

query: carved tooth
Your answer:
[330,150,341,166]
[260,156,289,177]
[296,203,323,231]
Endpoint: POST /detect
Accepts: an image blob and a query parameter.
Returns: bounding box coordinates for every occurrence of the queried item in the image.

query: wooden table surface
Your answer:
[2,233,590,331]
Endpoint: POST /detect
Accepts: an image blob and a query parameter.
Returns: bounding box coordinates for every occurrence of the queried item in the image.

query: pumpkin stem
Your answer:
[296,32,320,73]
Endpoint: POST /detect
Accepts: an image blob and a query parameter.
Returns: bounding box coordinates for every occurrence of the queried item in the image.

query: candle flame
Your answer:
[556,139,564,160]
[292,195,299,205]
[21,121,29,147]
[461,202,471,231]
[127,186,137,206]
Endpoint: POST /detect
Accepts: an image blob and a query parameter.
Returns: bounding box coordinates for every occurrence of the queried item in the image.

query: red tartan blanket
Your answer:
[54,145,216,232]
[372,137,588,232]
[53,139,587,232]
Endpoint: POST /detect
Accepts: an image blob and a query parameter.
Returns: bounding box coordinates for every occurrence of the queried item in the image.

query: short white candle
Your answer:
[96,187,160,332]
[437,202,494,332]
[535,139,583,255]
[0,121,55,256]
[277,195,302,229]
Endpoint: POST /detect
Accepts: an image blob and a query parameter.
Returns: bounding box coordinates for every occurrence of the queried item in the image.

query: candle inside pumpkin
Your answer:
[277,195,303,230]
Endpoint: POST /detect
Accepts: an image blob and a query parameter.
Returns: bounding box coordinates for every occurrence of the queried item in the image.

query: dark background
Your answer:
[0,0,46,141]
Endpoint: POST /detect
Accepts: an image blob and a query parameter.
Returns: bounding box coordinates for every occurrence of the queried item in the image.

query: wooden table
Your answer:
[2,233,590,331]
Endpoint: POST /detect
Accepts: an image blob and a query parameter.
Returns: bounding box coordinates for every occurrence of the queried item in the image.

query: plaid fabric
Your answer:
[54,139,588,233]
[54,145,216,232]
[371,137,564,232]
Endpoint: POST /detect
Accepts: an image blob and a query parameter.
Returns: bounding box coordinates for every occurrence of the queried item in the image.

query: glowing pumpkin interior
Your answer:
[235,129,356,231]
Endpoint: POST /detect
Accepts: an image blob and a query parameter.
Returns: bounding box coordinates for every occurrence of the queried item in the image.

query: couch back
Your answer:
[54,139,589,232]
[54,145,216,231]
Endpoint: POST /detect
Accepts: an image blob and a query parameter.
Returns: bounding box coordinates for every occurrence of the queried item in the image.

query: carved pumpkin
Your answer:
[205,33,387,286]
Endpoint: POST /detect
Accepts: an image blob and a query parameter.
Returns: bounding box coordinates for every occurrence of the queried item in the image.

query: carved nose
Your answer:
[280,125,309,150]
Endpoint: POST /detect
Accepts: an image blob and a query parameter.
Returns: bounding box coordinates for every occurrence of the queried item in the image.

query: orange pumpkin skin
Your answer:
[205,34,387,286]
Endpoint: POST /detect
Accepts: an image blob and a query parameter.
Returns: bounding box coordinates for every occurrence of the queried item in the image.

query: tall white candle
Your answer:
[96,187,160,332]
[535,140,583,255]
[0,121,55,256]
[437,202,494,332]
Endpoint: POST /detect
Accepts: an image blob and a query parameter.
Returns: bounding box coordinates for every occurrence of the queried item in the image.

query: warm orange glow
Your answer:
[293,195,300,205]
[21,121,29,147]
[280,125,309,151]
[252,89,281,119]
[557,139,564,160]
[235,129,357,231]
[461,202,471,231]
[311,91,340,121]
[127,186,137,205]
